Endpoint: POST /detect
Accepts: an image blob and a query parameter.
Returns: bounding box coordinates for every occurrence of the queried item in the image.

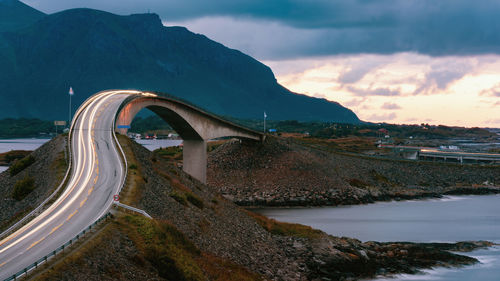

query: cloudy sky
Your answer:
[25,0,500,127]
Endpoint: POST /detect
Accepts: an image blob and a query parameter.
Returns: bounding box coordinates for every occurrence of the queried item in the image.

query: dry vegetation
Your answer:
[245,210,323,239]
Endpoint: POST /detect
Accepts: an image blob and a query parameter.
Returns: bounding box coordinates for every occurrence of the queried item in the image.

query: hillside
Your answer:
[207,137,500,206]
[0,2,359,123]
[0,0,45,32]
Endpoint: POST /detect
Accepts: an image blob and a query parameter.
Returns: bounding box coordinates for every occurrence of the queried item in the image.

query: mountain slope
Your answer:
[0,0,45,32]
[0,6,360,123]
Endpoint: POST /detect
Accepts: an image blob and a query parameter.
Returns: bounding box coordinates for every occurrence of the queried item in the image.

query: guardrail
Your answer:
[3,212,111,281]
[113,202,152,219]
[0,133,74,239]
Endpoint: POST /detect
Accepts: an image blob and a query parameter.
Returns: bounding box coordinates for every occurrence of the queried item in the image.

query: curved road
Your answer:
[0,90,142,279]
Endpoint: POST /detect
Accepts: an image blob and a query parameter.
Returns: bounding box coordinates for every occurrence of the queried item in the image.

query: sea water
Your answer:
[256,195,500,281]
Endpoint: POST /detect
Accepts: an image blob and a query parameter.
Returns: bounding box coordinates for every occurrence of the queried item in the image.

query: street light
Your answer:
[68,87,74,127]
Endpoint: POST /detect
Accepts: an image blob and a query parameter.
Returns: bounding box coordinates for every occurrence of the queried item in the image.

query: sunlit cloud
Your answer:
[480,84,500,97]
[366,112,397,121]
[381,102,402,110]
[346,86,401,97]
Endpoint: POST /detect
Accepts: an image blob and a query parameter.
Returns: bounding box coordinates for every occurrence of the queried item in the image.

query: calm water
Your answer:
[135,139,182,151]
[256,195,500,281]
[0,138,182,173]
[0,138,50,153]
[0,138,51,173]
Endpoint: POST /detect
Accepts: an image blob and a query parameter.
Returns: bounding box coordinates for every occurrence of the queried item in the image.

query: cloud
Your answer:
[347,86,401,97]
[381,102,402,110]
[23,0,500,59]
[343,98,367,107]
[413,61,472,95]
[338,59,390,84]
[480,84,500,97]
[365,112,397,121]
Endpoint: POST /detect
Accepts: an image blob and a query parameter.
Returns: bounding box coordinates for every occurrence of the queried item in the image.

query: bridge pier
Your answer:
[183,139,207,184]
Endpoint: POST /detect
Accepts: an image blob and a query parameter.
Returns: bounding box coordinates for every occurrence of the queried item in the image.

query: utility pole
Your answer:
[264,111,267,133]
[68,87,74,127]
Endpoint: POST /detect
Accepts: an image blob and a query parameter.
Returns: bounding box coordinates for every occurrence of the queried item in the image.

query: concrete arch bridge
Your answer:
[115,91,264,183]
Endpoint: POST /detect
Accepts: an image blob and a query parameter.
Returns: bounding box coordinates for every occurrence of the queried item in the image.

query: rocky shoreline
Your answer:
[230,185,500,207]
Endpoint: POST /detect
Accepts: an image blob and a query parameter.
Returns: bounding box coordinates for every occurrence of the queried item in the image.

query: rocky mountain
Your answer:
[0,1,360,123]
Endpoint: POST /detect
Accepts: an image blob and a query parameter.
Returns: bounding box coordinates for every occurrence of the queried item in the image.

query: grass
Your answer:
[186,192,204,209]
[123,215,205,281]
[196,252,263,281]
[170,191,188,206]
[117,135,146,205]
[207,140,227,152]
[370,169,392,185]
[9,154,35,176]
[52,149,68,183]
[245,210,324,239]
[0,150,31,165]
[155,146,183,161]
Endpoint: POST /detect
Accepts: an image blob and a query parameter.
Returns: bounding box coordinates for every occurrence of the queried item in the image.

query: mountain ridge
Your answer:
[0,0,45,32]
[0,3,360,123]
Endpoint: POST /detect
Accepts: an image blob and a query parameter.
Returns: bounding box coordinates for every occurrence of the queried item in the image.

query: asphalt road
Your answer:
[0,91,139,279]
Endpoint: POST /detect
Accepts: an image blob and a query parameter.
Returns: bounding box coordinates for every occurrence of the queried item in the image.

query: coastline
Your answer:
[234,185,500,208]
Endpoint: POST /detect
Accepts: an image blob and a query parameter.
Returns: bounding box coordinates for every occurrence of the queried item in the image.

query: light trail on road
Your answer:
[0,90,142,279]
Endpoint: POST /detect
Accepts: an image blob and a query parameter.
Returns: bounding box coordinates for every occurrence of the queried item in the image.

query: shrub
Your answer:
[186,193,204,209]
[4,150,31,164]
[9,155,35,176]
[129,163,138,170]
[348,178,368,188]
[170,191,187,206]
[12,176,36,201]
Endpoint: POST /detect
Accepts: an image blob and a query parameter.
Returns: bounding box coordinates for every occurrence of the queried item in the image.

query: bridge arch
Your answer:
[115,94,263,183]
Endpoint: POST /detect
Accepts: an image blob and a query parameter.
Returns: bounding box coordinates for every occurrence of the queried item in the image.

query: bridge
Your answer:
[115,92,263,183]
[0,90,263,280]
[380,144,500,164]
[419,149,500,164]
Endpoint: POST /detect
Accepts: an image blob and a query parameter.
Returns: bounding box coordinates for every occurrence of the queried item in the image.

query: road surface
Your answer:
[0,90,139,279]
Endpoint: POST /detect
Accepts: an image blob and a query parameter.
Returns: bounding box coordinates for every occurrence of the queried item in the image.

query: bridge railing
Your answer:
[3,212,112,281]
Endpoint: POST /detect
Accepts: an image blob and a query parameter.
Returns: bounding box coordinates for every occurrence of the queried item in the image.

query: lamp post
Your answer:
[264,111,267,133]
[68,87,74,127]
